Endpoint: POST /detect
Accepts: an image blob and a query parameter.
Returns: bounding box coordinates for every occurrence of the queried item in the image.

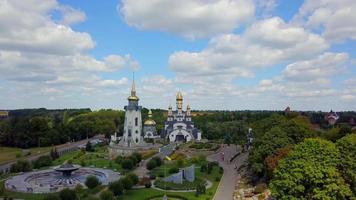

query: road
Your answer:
[207,145,248,200]
[0,135,104,173]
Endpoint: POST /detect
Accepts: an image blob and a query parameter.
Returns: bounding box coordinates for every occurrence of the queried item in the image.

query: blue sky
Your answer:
[0,0,355,111]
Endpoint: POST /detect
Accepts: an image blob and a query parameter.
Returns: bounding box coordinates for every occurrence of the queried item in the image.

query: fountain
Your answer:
[5,164,121,193]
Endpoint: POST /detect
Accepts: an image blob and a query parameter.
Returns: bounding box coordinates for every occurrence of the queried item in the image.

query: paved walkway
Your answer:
[207,145,248,200]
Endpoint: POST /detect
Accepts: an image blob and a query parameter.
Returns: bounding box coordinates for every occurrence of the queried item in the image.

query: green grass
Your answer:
[52,146,124,173]
[0,146,52,164]
[120,165,222,200]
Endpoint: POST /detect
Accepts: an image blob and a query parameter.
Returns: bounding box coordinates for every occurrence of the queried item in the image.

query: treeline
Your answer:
[248,113,356,199]
[0,109,125,148]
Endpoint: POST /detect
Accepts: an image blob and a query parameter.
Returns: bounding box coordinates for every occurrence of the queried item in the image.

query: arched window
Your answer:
[135,117,138,126]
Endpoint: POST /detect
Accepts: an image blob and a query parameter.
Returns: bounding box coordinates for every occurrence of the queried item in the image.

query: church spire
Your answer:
[128,73,139,101]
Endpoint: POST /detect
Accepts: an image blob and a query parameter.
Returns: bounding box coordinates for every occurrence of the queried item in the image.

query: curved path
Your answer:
[207,145,248,200]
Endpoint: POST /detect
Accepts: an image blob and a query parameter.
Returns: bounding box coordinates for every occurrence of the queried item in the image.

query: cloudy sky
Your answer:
[0,0,355,111]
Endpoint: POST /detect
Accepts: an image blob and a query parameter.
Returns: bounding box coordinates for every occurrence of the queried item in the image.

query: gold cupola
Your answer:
[176,91,183,110]
[128,79,139,101]
[144,109,156,126]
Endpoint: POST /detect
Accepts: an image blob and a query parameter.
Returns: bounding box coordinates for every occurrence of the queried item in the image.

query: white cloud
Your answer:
[293,0,356,42]
[119,0,255,39]
[169,17,328,84]
[282,52,348,81]
[0,0,140,109]
[58,5,86,26]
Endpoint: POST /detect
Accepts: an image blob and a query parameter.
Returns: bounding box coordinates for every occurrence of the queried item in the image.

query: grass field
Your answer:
[0,146,52,164]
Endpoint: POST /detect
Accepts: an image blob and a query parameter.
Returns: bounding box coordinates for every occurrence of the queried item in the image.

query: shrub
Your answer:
[152,157,162,166]
[169,167,179,174]
[126,173,139,185]
[158,171,164,177]
[100,190,114,200]
[59,188,77,200]
[33,155,52,169]
[121,177,134,190]
[85,176,101,189]
[43,194,60,200]
[254,183,267,194]
[132,152,142,163]
[145,181,152,188]
[146,159,157,170]
[114,155,124,164]
[10,160,32,173]
[215,177,220,182]
[108,180,123,196]
[127,155,137,166]
[50,148,59,160]
[149,174,156,180]
[86,141,94,152]
[121,158,134,170]
[177,159,184,167]
[200,163,207,172]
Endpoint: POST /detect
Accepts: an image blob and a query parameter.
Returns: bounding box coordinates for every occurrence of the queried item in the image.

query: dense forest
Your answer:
[0,108,355,149]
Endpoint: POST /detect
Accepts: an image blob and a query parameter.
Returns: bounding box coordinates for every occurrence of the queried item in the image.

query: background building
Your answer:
[143,109,158,139]
[161,92,201,142]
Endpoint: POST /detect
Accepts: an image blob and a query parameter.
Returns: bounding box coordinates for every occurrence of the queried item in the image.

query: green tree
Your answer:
[10,159,32,173]
[108,180,123,196]
[270,138,352,199]
[33,155,52,169]
[86,141,93,152]
[121,176,134,190]
[59,188,77,200]
[121,158,134,170]
[146,159,157,170]
[85,176,101,189]
[336,134,356,196]
[126,173,139,185]
[43,194,60,200]
[100,190,114,200]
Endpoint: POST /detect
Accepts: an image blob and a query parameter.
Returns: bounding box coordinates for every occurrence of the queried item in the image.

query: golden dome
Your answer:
[144,109,156,125]
[128,95,139,101]
[176,91,183,100]
[144,119,156,126]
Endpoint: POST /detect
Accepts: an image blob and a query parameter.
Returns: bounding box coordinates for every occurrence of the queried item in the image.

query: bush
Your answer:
[158,171,164,177]
[127,155,137,166]
[50,148,59,160]
[200,163,207,172]
[121,177,134,190]
[254,183,267,194]
[108,180,123,196]
[121,158,134,170]
[215,177,220,182]
[115,155,124,164]
[169,167,179,174]
[10,160,32,173]
[152,157,162,166]
[132,152,142,163]
[100,190,114,200]
[85,176,101,189]
[126,173,139,185]
[145,181,152,188]
[146,159,157,170]
[33,155,52,169]
[43,194,60,200]
[149,174,156,180]
[59,188,77,200]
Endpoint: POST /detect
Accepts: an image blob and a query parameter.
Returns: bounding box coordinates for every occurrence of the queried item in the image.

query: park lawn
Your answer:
[0,146,52,164]
[0,147,21,164]
[120,165,222,200]
[52,147,124,173]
